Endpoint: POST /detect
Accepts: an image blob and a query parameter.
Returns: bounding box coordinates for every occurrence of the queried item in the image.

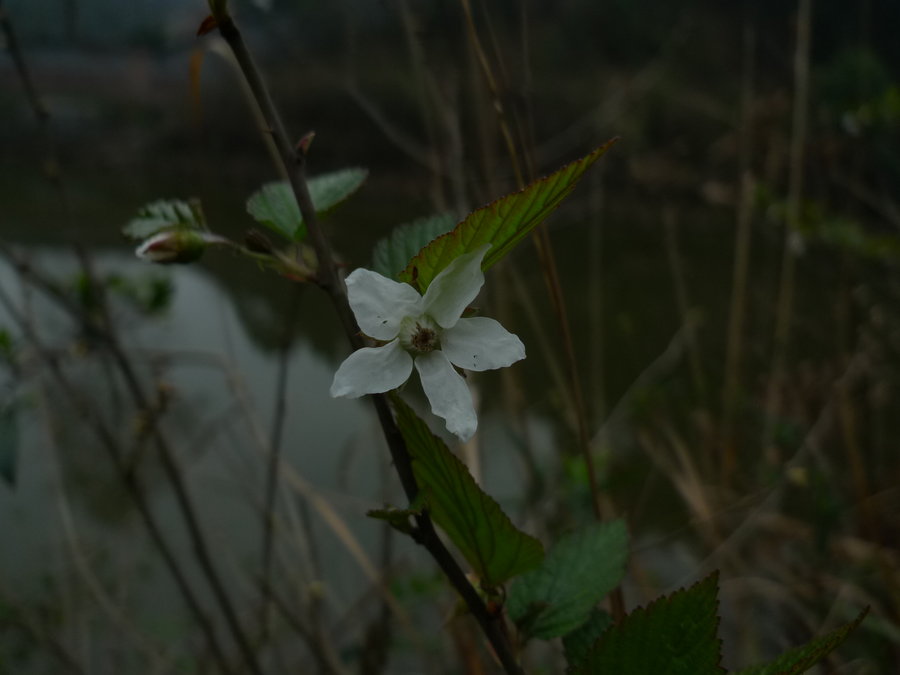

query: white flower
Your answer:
[330,244,525,441]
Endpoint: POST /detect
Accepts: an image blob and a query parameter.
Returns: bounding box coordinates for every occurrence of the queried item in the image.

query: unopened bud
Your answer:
[296,131,316,157]
[135,230,226,264]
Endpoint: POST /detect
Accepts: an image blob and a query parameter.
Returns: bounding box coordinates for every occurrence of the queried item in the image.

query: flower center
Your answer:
[400,316,441,354]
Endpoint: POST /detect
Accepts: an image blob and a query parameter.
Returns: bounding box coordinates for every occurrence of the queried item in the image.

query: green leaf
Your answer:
[0,399,19,488]
[580,572,724,675]
[123,199,206,240]
[371,213,458,278]
[246,182,303,240]
[398,140,615,292]
[563,609,612,671]
[246,168,368,241]
[507,520,628,640]
[391,395,544,589]
[732,608,867,675]
[308,167,368,214]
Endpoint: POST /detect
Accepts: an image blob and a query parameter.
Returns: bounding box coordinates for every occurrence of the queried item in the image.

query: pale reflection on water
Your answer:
[0,249,385,661]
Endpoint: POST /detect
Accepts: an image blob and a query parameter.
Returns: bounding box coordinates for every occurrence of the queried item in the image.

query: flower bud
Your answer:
[135,230,225,264]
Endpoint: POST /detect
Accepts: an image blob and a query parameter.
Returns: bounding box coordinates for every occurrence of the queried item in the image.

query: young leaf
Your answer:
[391,395,544,589]
[398,140,616,292]
[563,609,612,671]
[579,572,724,675]
[246,168,368,241]
[732,608,867,675]
[507,520,628,640]
[371,213,457,278]
[307,167,368,214]
[122,199,206,240]
[246,182,303,240]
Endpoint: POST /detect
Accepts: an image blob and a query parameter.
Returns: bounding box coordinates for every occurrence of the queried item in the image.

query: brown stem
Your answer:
[762,0,812,456]
[214,14,523,674]
[720,2,757,488]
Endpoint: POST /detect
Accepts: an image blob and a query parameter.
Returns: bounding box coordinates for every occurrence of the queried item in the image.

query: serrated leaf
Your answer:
[391,395,544,589]
[371,213,458,278]
[0,400,19,488]
[246,168,368,241]
[563,609,612,671]
[580,572,725,675]
[246,182,303,240]
[732,608,867,675]
[397,141,615,292]
[308,167,368,214]
[122,199,205,240]
[507,520,628,640]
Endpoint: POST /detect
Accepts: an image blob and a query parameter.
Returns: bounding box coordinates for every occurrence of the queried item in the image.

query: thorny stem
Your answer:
[214,14,524,675]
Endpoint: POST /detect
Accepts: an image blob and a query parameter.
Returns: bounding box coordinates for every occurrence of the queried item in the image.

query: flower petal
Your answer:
[330,339,413,398]
[346,269,423,340]
[421,244,491,329]
[415,351,477,441]
[441,317,526,371]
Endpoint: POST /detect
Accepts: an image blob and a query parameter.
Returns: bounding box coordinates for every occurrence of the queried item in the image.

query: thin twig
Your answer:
[0,6,256,669]
[0,590,88,675]
[662,207,707,404]
[0,246,264,675]
[261,580,351,675]
[108,329,266,675]
[258,287,301,641]
[762,0,812,457]
[0,281,236,675]
[55,488,174,670]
